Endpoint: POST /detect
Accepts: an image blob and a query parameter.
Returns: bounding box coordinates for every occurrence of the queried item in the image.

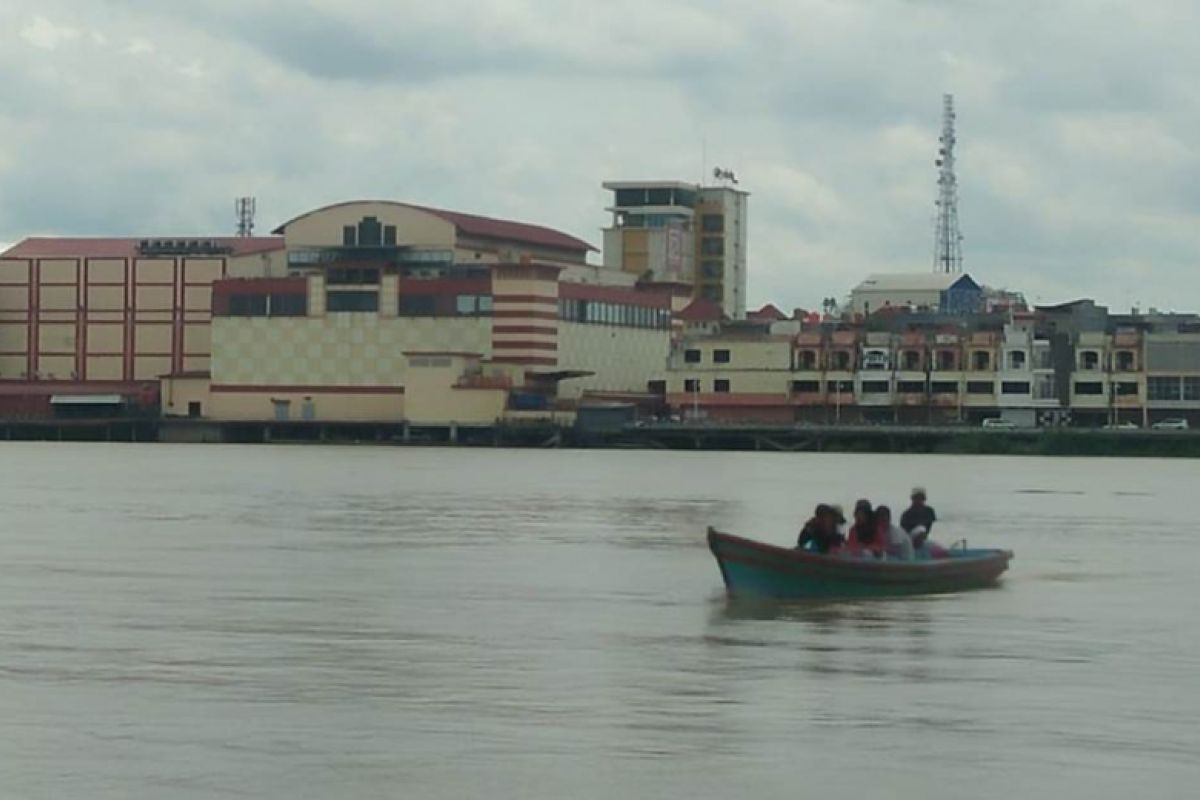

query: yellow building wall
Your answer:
[281,202,457,250]
[211,315,491,387]
[404,358,507,424]
[556,322,670,397]
[88,286,124,310]
[208,390,404,422]
[161,376,212,417]
[87,259,125,283]
[86,357,123,380]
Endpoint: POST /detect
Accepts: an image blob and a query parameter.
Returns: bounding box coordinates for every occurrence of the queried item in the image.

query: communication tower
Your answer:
[932,95,963,274]
[235,196,257,237]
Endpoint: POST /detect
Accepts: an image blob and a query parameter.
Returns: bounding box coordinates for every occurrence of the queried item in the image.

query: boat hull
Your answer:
[708,528,1012,600]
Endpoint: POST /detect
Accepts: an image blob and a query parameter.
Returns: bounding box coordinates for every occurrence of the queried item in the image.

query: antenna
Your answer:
[235,196,257,237]
[932,94,963,274]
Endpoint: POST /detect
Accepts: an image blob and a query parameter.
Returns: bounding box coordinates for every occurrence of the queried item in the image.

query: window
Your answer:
[383,225,397,246]
[614,188,645,207]
[827,380,853,393]
[1073,382,1104,396]
[1007,350,1027,370]
[269,293,307,316]
[831,351,851,370]
[326,291,379,312]
[902,350,921,370]
[684,379,700,393]
[647,188,672,205]
[1148,376,1182,401]
[701,285,722,303]
[937,350,957,371]
[684,349,701,364]
[358,216,382,246]
[701,214,724,233]
[967,381,993,395]
[713,349,731,364]
[972,351,991,371]
[187,401,202,418]
[701,237,724,256]
[861,380,889,394]
[455,295,493,316]
[714,379,730,393]
[399,294,436,316]
[931,381,958,394]
[1079,351,1100,370]
[1116,350,1135,371]
[1002,381,1031,395]
[1034,375,1057,400]
[1184,377,1200,401]
[228,294,268,316]
[342,225,356,246]
[1116,382,1138,397]
[647,380,666,395]
[701,260,722,279]
[327,267,380,284]
[897,381,925,394]
[797,351,817,370]
[791,380,820,393]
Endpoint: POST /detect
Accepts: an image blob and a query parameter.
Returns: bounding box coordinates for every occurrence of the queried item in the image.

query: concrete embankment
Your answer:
[1,418,1199,457]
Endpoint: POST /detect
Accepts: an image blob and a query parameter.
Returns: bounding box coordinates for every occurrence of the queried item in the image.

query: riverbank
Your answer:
[2,418,1200,457]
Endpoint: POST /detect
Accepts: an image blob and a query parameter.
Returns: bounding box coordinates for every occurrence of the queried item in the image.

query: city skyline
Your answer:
[2,1,1199,314]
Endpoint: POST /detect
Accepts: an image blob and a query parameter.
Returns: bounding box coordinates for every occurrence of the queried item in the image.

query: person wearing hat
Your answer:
[900,487,937,552]
[796,503,845,554]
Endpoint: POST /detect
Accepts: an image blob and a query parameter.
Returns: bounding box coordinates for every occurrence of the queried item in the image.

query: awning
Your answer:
[50,394,125,406]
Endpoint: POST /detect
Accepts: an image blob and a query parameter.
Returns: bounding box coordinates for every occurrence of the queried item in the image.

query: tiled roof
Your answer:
[676,297,725,322]
[1,237,284,259]
[747,303,788,321]
[271,200,596,253]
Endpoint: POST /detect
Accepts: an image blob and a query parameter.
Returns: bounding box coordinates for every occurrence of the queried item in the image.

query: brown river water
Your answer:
[1,444,1197,798]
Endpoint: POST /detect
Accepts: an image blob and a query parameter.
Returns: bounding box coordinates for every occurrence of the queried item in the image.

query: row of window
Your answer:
[558,298,671,330]
[398,293,493,317]
[613,187,697,208]
[1147,376,1200,401]
[683,348,730,364]
[223,293,307,317]
[342,216,398,247]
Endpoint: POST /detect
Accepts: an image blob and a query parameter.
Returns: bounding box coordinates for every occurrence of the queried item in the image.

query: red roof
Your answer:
[676,298,725,322]
[1,237,283,259]
[747,303,788,322]
[272,200,596,254]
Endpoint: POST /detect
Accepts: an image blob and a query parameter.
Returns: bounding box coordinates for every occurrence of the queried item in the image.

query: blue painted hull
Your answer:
[708,528,1012,600]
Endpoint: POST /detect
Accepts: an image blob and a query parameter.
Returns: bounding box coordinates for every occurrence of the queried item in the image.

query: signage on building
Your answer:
[665,224,683,278]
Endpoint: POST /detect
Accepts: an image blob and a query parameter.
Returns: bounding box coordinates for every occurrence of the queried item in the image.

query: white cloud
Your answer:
[1,0,1199,314]
[18,15,80,50]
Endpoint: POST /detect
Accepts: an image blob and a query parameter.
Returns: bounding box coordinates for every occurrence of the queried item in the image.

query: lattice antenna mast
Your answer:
[235,197,257,237]
[932,94,963,273]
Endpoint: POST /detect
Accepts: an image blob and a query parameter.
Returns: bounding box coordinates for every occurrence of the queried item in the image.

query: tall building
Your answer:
[602,181,749,319]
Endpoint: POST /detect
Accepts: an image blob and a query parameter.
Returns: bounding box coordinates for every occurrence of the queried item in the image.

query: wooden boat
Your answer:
[708,527,1012,600]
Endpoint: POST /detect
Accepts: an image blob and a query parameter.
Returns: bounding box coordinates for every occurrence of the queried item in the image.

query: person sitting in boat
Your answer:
[900,487,936,545]
[843,499,882,557]
[873,505,915,561]
[900,488,949,559]
[796,504,845,554]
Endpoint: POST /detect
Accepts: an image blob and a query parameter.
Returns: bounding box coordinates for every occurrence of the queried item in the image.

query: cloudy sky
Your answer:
[2,1,1198,313]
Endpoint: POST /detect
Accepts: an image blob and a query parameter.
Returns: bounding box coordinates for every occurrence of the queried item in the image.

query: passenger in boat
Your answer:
[900,487,937,547]
[900,488,949,559]
[873,505,915,561]
[844,499,881,557]
[796,504,845,554]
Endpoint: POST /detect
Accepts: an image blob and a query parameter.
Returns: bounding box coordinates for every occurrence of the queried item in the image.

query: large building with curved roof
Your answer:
[0,199,681,422]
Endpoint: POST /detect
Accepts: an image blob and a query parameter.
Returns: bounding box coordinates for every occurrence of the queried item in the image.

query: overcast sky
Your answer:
[2,1,1198,313]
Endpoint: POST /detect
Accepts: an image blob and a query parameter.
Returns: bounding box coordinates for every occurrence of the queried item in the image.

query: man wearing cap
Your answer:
[900,487,937,551]
[796,504,845,554]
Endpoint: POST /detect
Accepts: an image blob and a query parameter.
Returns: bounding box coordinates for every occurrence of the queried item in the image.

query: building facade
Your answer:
[602,181,749,318]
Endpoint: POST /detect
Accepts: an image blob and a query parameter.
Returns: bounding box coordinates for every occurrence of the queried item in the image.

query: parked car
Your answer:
[1151,418,1190,431]
[1102,421,1139,430]
[981,417,1016,429]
